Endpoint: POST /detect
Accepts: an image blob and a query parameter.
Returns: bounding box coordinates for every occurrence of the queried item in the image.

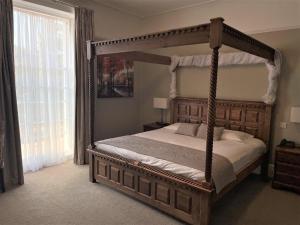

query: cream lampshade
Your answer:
[153,98,168,109]
[153,98,169,124]
[290,106,300,123]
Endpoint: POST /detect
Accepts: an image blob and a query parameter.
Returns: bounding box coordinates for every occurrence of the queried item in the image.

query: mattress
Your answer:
[95,127,266,184]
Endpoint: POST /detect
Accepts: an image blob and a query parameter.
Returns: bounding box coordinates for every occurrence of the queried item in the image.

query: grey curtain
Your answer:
[0,0,24,187]
[74,7,94,165]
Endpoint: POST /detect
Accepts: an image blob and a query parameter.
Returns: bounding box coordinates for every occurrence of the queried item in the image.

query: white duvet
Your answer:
[95,127,266,182]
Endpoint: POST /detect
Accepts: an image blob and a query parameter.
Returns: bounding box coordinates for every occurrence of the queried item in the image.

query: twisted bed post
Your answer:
[205,47,219,184]
[87,40,96,149]
[205,18,224,185]
[198,17,224,225]
[87,40,96,182]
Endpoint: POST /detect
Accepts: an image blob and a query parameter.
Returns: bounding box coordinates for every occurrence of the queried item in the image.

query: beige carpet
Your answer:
[0,161,299,225]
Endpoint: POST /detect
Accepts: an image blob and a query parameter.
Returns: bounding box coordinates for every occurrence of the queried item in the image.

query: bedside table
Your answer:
[273,145,300,194]
[143,122,170,132]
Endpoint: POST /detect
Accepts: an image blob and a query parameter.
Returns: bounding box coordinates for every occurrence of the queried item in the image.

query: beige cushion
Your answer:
[196,124,224,141]
[175,123,200,137]
[163,123,181,131]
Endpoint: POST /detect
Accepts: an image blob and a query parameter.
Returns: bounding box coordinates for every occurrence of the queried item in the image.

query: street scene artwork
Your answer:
[97,57,134,98]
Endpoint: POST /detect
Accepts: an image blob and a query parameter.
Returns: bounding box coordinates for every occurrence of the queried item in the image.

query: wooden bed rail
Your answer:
[88,148,213,193]
[90,17,275,63]
[98,51,171,65]
[222,24,275,62]
[92,23,210,55]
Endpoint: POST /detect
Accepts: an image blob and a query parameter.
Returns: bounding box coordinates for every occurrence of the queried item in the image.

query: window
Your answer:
[13,2,75,172]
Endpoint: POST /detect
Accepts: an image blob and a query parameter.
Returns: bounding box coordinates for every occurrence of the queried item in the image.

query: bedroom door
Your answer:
[13,3,75,172]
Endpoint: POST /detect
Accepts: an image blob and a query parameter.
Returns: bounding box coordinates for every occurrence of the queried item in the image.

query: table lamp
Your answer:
[153,97,169,125]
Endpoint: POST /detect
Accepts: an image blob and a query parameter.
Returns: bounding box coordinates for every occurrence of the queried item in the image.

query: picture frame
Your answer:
[97,56,134,98]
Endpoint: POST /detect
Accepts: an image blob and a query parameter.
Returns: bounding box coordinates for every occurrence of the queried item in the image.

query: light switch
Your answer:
[280,122,287,129]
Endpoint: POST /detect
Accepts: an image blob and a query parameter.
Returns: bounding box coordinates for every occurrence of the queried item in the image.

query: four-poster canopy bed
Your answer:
[86,18,276,225]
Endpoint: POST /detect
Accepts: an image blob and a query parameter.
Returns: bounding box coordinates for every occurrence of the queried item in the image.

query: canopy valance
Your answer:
[169,50,282,104]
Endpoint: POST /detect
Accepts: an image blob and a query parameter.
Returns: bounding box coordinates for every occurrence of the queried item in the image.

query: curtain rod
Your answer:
[52,0,79,8]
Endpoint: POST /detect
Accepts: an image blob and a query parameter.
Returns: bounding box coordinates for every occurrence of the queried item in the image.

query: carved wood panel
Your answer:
[230,108,242,121]
[96,161,107,178]
[93,156,199,224]
[155,183,170,205]
[175,190,192,214]
[138,177,152,197]
[110,166,120,183]
[172,97,272,143]
[123,171,135,189]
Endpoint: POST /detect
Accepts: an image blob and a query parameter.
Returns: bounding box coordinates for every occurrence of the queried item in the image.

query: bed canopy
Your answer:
[169,51,282,104]
[86,17,277,185]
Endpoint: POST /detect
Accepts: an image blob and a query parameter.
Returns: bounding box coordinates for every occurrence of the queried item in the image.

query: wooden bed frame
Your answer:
[86,18,275,225]
[88,98,272,225]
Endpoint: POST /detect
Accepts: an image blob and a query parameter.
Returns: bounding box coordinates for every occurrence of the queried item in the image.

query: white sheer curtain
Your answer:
[13,7,75,172]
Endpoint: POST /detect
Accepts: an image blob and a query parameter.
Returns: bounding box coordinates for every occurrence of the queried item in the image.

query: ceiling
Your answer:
[92,0,217,18]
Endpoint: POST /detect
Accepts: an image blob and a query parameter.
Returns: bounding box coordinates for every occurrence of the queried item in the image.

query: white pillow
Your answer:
[196,124,224,141]
[221,129,254,142]
[163,123,181,131]
[175,123,200,136]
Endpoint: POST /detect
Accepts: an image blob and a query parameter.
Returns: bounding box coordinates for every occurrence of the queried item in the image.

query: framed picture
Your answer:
[97,56,134,98]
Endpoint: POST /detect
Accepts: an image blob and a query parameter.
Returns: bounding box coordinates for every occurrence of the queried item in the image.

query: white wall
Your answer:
[72,0,142,140]
[139,0,300,34]
[76,0,140,39]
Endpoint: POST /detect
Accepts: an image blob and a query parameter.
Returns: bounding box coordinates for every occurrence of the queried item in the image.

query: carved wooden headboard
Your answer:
[171,97,272,144]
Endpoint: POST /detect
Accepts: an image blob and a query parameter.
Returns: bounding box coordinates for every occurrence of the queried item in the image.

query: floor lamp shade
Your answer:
[290,107,300,123]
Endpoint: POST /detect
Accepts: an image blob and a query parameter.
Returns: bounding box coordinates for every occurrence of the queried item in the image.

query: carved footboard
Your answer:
[88,149,213,225]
